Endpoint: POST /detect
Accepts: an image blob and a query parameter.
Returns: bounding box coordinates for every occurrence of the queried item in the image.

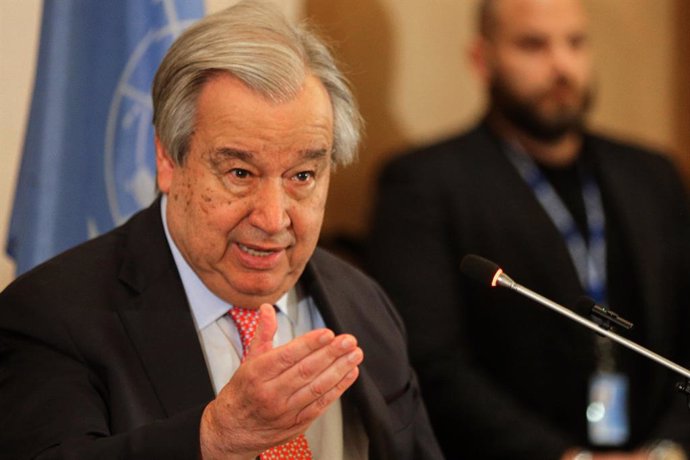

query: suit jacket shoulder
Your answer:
[380,122,498,181]
[0,201,211,459]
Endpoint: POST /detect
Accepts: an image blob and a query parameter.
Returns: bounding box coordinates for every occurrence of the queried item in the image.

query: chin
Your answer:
[233,277,289,297]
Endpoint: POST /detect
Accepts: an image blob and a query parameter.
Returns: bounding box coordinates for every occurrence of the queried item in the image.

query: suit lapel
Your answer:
[116,200,215,416]
[300,256,394,458]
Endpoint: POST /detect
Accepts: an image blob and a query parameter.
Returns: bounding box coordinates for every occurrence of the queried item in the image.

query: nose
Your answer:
[549,45,574,76]
[249,179,291,235]
[549,41,586,81]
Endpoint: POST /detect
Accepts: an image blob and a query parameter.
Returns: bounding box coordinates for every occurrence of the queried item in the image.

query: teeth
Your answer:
[239,244,275,257]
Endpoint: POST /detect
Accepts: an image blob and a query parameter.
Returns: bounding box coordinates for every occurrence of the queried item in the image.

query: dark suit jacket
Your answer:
[366,121,690,459]
[0,199,442,460]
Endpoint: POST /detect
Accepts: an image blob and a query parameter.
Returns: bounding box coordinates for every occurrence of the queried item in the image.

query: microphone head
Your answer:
[461,254,502,286]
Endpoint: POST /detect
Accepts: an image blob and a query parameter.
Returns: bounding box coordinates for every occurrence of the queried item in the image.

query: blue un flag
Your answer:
[7,0,204,275]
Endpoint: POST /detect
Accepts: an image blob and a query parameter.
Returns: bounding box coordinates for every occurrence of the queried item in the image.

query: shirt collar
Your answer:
[160,195,293,330]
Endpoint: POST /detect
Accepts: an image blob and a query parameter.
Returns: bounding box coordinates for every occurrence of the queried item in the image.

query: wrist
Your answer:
[200,403,259,460]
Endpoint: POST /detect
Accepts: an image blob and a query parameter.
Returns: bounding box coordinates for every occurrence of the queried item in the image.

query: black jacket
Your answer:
[0,199,442,460]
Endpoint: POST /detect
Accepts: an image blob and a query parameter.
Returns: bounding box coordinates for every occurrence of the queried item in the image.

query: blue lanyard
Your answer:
[504,142,607,304]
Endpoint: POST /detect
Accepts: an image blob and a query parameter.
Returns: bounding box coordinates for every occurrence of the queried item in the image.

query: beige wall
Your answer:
[1,0,687,289]
[0,0,41,289]
[674,0,690,180]
[314,0,689,240]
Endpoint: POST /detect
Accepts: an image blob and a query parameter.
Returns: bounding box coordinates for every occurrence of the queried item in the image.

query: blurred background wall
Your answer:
[1,0,688,288]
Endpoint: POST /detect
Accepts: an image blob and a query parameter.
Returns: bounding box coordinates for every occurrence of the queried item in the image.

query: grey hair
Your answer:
[152,0,362,167]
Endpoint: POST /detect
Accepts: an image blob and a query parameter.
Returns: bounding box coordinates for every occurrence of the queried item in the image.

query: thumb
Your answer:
[246,303,277,359]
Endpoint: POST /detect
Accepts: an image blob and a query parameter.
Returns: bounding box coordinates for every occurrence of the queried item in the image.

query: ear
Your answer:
[155,135,175,194]
[468,37,492,84]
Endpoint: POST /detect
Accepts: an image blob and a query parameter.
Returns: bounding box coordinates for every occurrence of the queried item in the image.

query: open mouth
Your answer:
[238,243,280,257]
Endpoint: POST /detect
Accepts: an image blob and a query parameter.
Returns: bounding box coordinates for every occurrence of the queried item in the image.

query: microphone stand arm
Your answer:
[495,272,690,383]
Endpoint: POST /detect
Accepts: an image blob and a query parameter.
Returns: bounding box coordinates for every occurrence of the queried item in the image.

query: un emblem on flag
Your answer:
[102,7,198,231]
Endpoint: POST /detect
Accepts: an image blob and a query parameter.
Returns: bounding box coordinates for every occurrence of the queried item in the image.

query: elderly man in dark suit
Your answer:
[0,2,442,459]
[367,0,690,459]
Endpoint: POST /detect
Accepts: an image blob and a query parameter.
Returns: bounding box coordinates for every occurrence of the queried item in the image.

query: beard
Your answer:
[489,73,594,142]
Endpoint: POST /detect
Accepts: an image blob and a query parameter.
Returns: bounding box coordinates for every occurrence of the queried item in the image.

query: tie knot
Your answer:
[228,307,261,358]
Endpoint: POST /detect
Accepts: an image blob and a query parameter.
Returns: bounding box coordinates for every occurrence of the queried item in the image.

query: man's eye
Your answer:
[229,168,250,179]
[294,171,314,182]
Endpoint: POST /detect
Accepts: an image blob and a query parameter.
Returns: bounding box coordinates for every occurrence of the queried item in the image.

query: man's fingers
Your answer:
[220,331,363,437]
[248,334,363,425]
[280,334,361,390]
[294,365,361,424]
[246,304,278,358]
[251,328,336,378]
[285,341,363,409]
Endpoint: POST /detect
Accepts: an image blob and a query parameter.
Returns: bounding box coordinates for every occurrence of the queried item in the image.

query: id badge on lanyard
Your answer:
[587,371,629,446]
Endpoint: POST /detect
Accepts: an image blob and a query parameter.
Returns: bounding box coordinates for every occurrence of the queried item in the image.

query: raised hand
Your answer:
[200,304,364,459]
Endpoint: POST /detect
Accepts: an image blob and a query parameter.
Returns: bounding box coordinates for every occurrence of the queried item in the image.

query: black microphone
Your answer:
[460,254,516,289]
[460,254,503,287]
[459,254,690,383]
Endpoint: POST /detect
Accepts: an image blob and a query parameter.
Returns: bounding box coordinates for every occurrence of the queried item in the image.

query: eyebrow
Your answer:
[211,147,253,162]
[210,147,330,162]
[301,148,329,160]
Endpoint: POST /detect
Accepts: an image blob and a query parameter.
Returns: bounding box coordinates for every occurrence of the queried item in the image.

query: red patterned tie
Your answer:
[228,307,313,460]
